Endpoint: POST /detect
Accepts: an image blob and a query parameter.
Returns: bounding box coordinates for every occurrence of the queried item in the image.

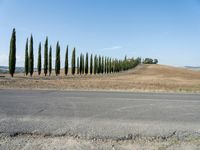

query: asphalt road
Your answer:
[0,89,200,139]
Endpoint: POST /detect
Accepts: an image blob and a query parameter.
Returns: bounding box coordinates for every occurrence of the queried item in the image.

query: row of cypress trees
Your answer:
[9,29,141,77]
[24,36,62,76]
[76,54,141,75]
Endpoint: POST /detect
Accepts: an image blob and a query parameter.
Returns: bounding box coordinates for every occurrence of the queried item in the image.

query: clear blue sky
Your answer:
[0,0,200,67]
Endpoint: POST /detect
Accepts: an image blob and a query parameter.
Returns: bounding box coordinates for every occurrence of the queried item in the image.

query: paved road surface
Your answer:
[0,89,200,139]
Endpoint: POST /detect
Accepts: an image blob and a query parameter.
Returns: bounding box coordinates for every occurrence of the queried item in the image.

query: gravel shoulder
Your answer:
[1,133,200,150]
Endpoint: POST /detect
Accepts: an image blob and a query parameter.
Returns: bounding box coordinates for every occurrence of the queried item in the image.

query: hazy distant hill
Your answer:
[0,66,24,73]
[185,66,200,71]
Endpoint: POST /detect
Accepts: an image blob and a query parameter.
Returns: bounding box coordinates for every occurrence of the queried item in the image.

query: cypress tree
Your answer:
[96,56,98,74]
[106,57,108,73]
[108,58,110,73]
[44,37,48,76]
[85,53,88,74]
[102,56,104,74]
[112,59,117,72]
[104,57,107,73]
[107,58,109,73]
[58,44,61,75]
[65,46,68,75]
[96,56,99,74]
[29,35,34,77]
[114,59,117,72]
[82,54,84,74]
[110,59,113,73]
[71,48,76,75]
[77,56,80,74]
[113,59,115,73]
[115,59,117,72]
[55,42,60,76]
[90,54,93,74]
[109,58,112,73]
[49,46,52,76]
[79,54,82,74]
[107,57,109,73]
[9,28,16,77]
[94,55,97,74]
[98,56,101,74]
[24,38,29,76]
[93,55,96,74]
[37,42,41,75]
[97,55,99,74]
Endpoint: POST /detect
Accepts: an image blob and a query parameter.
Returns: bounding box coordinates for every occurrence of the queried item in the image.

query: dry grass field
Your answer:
[0,64,200,93]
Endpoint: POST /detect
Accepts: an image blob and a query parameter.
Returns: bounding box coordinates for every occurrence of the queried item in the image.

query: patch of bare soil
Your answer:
[0,64,200,93]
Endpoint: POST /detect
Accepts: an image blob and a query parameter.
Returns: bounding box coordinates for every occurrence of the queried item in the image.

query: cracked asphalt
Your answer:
[0,89,200,139]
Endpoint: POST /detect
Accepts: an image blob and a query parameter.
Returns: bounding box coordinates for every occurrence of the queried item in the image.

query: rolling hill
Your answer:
[0,64,200,93]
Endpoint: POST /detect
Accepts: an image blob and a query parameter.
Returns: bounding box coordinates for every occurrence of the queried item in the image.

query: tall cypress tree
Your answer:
[55,42,60,76]
[9,28,16,77]
[80,54,83,74]
[79,54,82,74]
[85,53,88,74]
[107,57,109,73]
[37,42,41,75]
[105,57,107,73]
[82,54,84,74]
[71,48,76,75]
[114,59,116,72]
[65,46,68,75]
[90,54,93,74]
[109,58,112,73]
[29,35,34,77]
[95,56,97,74]
[58,44,61,75]
[77,57,80,74]
[108,57,110,73]
[44,37,48,76]
[107,57,110,73]
[94,55,97,74]
[96,55,98,74]
[98,55,101,74]
[24,38,29,76]
[49,46,52,76]
[102,56,104,74]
